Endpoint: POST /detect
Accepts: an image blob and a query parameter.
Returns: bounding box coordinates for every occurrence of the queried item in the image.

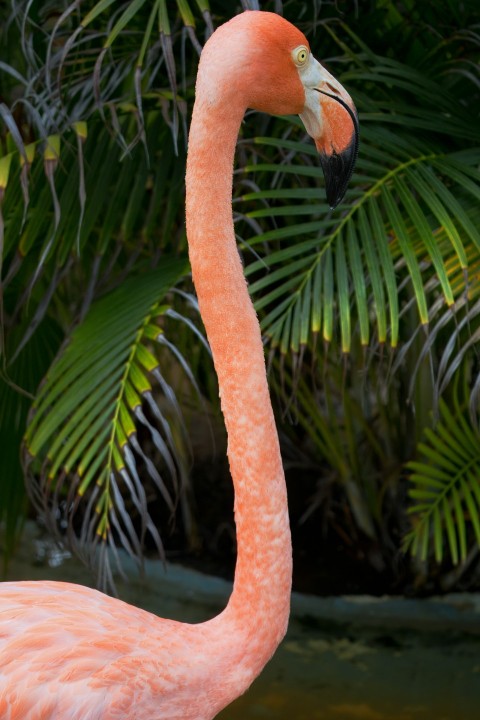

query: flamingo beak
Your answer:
[299,58,359,209]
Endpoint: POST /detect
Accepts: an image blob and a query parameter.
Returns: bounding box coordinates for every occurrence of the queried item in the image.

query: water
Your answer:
[220,619,480,719]
[4,525,480,720]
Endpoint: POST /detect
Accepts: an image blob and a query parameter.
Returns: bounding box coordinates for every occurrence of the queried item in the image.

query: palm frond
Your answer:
[7,0,213,145]
[1,114,186,363]
[23,260,199,591]
[274,355,389,540]
[404,397,480,565]
[242,124,478,351]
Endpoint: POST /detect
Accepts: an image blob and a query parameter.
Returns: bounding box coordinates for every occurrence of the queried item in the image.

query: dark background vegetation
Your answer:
[0,0,479,596]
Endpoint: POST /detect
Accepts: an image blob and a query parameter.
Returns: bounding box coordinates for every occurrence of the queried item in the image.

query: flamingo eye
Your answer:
[293,46,309,67]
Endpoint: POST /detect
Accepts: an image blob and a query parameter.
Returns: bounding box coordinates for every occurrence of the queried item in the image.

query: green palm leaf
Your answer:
[244,125,480,352]
[23,259,196,590]
[404,398,480,564]
[272,354,388,540]
[2,116,185,364]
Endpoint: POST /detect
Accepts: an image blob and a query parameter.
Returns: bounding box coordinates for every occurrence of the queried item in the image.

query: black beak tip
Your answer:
[320,136,358,210]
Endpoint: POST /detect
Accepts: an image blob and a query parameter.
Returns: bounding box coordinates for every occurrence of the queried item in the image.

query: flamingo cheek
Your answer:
[316,96,355,156]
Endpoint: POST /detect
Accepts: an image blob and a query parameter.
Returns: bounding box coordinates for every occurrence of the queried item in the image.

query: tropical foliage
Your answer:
[1,0,479,592]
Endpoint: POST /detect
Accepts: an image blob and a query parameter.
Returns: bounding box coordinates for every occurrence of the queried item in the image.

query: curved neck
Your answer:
[185,87,292,671]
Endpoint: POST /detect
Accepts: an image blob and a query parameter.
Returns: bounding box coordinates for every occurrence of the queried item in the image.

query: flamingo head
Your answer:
[197,10,358,208]
[200,12,358,209]
[248,12,358,209]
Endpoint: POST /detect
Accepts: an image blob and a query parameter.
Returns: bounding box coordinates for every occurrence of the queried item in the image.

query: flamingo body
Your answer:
[0,11,357,719]
[0,581,249,719]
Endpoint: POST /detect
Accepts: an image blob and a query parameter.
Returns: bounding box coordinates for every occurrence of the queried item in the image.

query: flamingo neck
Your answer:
[185,80,292,670]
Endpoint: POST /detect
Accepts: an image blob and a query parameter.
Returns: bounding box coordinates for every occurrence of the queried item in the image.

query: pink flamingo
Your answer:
[0,11,357,719]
